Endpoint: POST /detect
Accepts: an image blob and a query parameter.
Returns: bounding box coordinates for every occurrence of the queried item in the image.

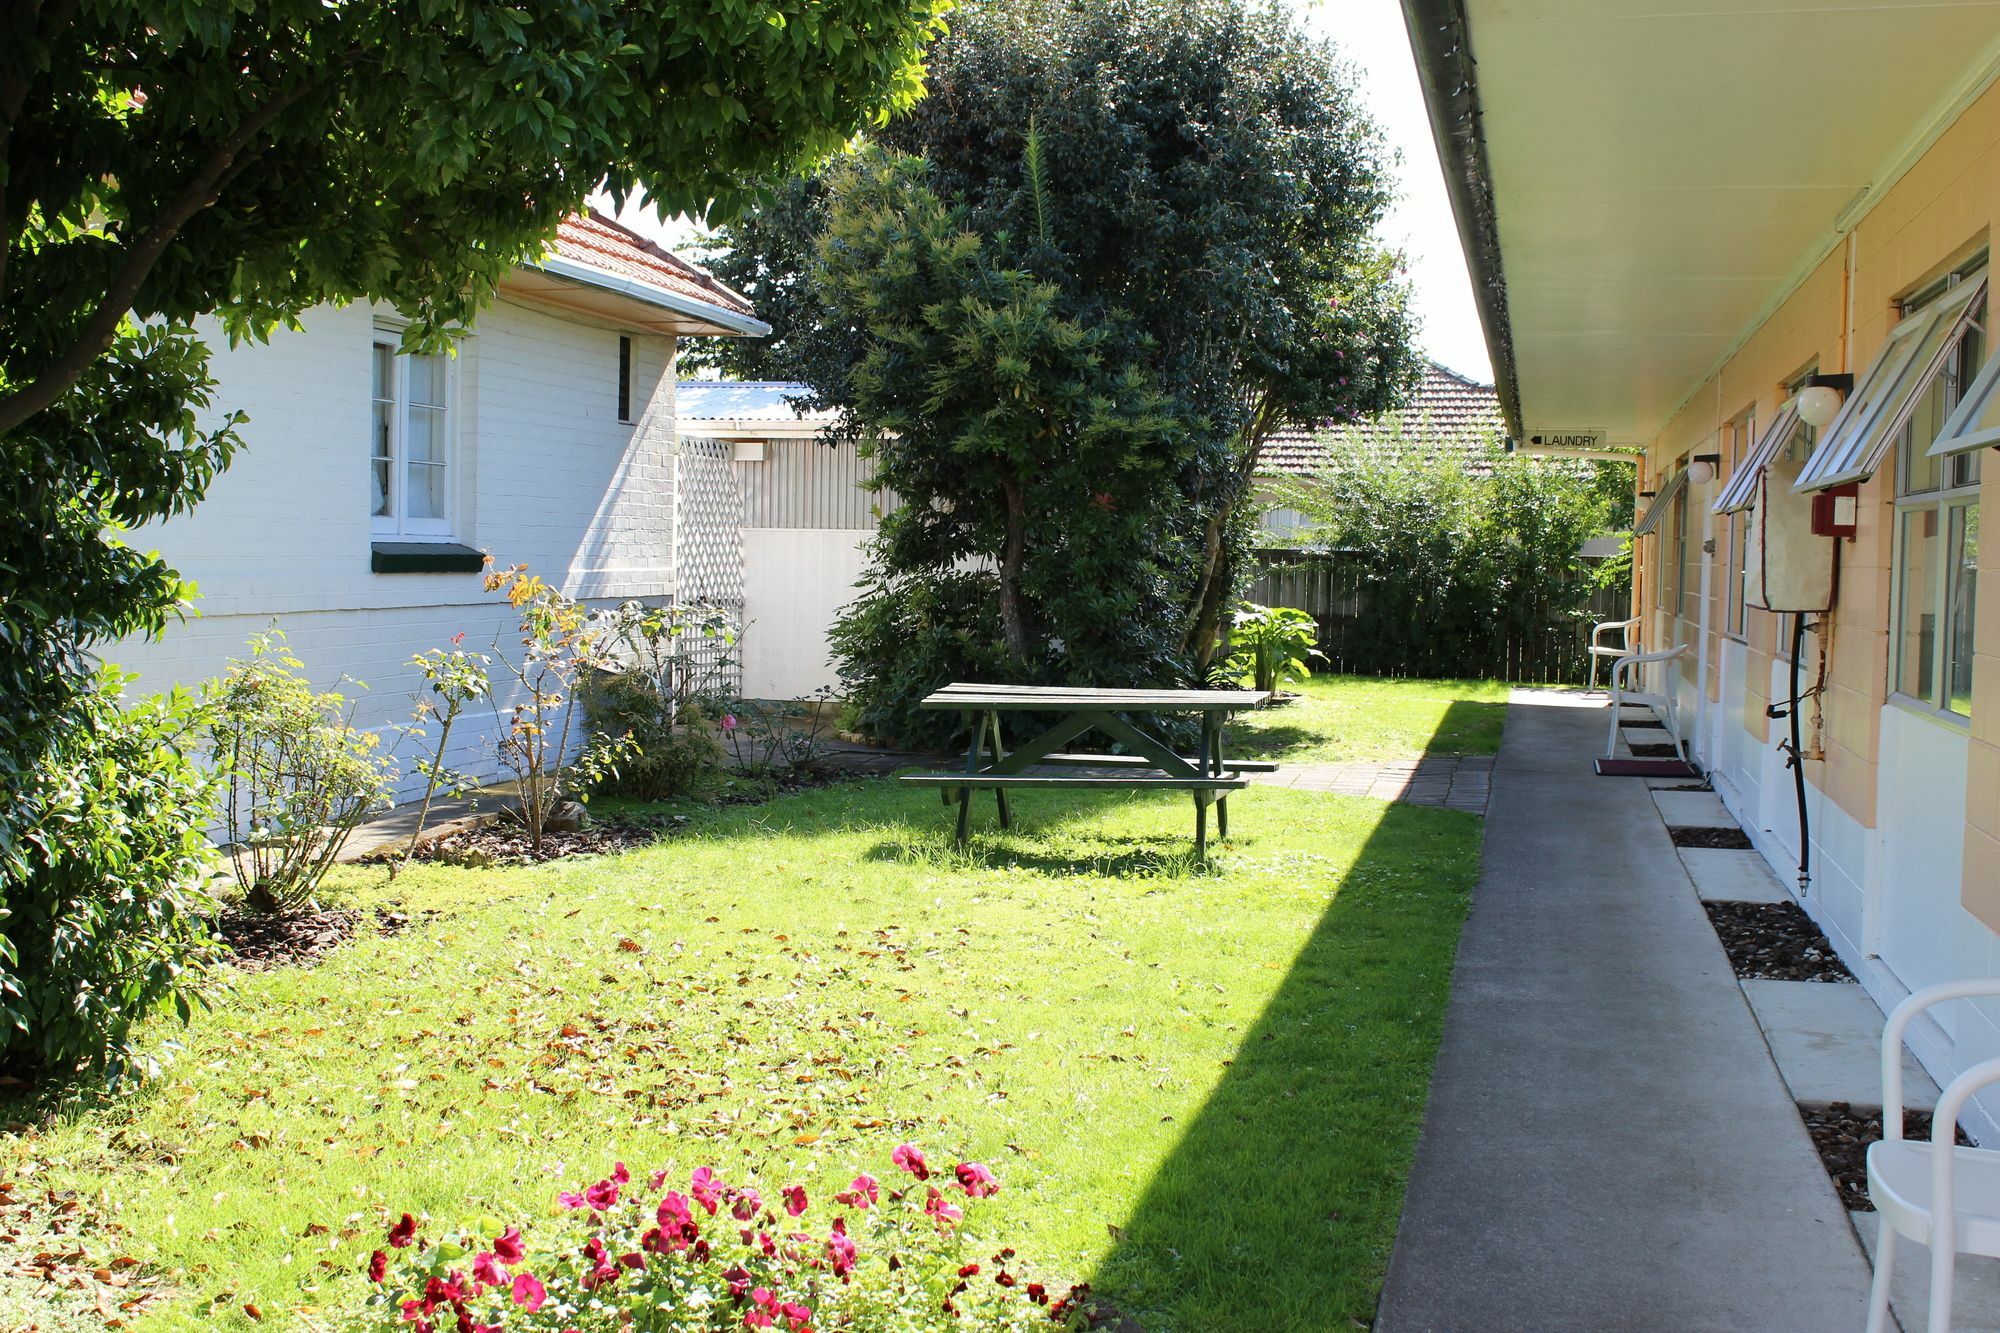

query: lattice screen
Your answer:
[676,433,745,697]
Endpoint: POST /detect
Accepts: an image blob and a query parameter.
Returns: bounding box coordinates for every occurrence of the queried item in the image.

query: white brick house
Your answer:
[110,212,766,796]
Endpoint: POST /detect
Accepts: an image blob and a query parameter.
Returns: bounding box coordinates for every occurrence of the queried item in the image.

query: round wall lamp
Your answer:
[1797,384,1843,428]
[1688,453,1722,486]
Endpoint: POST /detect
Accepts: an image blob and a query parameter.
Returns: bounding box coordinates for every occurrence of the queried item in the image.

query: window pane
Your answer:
[408,461,447,520]
[407,403,444,464]
[371,457,392,518]
[1949,503,1979,718]
[1727,514,1747,635]
[407,353,445,408]
[1895,507,1941,704]
[371,344,396,519]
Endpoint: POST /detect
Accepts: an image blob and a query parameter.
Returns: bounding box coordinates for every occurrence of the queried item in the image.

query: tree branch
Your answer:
[0,79,309,436]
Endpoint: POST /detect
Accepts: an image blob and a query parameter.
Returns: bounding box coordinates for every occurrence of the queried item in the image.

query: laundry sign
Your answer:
[1523,426,1609,451]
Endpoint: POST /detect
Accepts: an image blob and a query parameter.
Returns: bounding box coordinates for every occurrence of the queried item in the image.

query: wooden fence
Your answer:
[1245,548,1629,685]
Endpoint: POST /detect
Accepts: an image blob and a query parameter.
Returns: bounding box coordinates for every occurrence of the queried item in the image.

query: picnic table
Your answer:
[900,683,1274,857]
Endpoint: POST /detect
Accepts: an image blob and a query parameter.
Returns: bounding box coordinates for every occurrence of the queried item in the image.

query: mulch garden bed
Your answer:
[217,907,445,969]
[1803,1100,1973,1211]
[411,821,666,867]
[1702,900,1855,982]
[1669,825,1755,849]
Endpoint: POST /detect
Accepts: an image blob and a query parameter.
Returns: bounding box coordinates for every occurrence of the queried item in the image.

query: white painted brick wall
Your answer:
[109,297,683,799]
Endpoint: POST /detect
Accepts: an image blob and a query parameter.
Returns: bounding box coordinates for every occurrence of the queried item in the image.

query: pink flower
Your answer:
[658,1192,693,1228]
[731,1187,764,1221]
[491,1226,525,1265]
[782,1185,808,1218]
[558,1190,588,1210]
[954,1161,998,1199]
[723,714,739,732]
[780,1301,812,1330]
[584,1177,620,1211]
[649,1168,669,1192]
[835,1174,879,1208]
[891,1144,930,1181]
[826,1217,856,1278]
[388,1213,418,1248]
[471,1251,505,1287]
[511,1272,546,1312]
[924,1186,963,1228]
[612,1161,631,1185]
[691,1167,724,1214]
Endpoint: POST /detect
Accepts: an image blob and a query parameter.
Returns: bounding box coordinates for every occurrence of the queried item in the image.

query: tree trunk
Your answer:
[998,478,1031,663]
[1184,397,1280,670]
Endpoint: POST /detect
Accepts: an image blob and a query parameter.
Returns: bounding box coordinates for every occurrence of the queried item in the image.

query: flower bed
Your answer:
[366,1147,1082,1331]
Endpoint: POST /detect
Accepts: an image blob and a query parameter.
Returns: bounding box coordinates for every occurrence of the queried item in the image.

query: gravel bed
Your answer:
[1802,1100,1972,1212]
[1702,900,1855,981]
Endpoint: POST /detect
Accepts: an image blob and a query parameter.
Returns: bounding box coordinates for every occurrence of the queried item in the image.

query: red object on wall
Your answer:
[1811,483,1860,538]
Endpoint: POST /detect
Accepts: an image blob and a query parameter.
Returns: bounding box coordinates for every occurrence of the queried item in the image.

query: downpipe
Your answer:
[1769,613,1812,897]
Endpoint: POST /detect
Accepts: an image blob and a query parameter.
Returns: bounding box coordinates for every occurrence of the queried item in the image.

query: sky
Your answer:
[596,0,1492,384]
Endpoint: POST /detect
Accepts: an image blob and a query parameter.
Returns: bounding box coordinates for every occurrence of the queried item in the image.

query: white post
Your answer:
[1693,483,1715,768]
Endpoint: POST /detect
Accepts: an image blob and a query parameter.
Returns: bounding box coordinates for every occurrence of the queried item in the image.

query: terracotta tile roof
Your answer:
[551,210,755,319]
[1262,361,1504,475]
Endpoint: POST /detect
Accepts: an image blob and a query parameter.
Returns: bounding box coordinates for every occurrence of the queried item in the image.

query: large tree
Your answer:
[698,0,1420,727]
[0,0,943,1075]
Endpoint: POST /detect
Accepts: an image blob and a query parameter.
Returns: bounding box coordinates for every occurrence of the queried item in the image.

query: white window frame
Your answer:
[1932,338,2000,458]
[1714,401,1799,515]
[1795,271,1988,493]
[1725,409,1754,639]
[370,324,457,540]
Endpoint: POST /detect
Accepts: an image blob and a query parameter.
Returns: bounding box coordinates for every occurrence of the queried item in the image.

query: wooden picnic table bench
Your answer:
[901,682,1274,858]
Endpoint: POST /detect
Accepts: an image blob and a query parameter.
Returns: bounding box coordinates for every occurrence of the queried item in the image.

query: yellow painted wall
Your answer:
[1633,77,2000,923]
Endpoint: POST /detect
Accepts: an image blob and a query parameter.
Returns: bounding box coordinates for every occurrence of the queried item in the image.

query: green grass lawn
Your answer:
[3,677,1497,1332]
[1231,673,1511,765]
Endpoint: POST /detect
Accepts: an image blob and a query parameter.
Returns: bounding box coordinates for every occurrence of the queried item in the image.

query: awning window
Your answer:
[1633,468,1687,536]
[1931,340,2000,458]
[1795,274,1987,492]
[1713,402,1803,515]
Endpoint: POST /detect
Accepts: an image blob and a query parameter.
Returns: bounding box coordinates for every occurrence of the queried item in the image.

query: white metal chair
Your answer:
[1603,643,1688,762]
[1587,617,1642,694]
[1867,980,2000,1333]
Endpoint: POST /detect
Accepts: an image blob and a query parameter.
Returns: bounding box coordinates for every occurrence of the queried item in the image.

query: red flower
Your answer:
[782,1185,808,1218]
[1027,1282,1048,1304]
[891,1144,929,1181]
[510,1273,546,1312]
[367,1250,389,1282]
[957,1263,981,1278]
[723,1264,754,1299]
[658,1192,692,1229]
[584,1177,620,1211]
[471,1252,505,1287]
[732,1187,764,1222]
[388,1213,418,1248]
[954,1161,998,1199]
[612,1161,631,1185]
[491,1226,525,1265]
[691,1167,724,1214]
[826,1217,857,1278]
[780,1301,812,1330]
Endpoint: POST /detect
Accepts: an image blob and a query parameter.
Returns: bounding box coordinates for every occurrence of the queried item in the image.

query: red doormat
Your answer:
[1594,756,1700,778]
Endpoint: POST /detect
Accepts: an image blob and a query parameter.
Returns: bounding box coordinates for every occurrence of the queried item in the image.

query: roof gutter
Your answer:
[529,255,773,338]
[1399,0,1522,441]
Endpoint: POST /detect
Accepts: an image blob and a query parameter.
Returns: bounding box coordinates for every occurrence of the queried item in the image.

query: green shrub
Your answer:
[0,670,221,1082]
[586,671,725,802]
[829,569,1014,751]
[1225,603,1325,694]
[208,632,396,912]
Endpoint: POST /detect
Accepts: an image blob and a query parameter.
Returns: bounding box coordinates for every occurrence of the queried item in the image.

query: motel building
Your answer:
[1403,1,2000,1133]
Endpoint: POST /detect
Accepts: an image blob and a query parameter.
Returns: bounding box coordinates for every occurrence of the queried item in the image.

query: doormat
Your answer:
[1593,757,1700,778]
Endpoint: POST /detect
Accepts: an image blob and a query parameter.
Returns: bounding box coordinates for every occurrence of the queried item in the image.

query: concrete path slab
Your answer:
[1745,979,1939,1111]
[1653,788,1738,828]
[1856,1208,2000,1330]
[1682,848,1792,904]
[1376,692,1874,1332]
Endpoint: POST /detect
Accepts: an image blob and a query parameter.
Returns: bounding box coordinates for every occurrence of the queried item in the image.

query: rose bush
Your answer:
[363,1147,1085,1331]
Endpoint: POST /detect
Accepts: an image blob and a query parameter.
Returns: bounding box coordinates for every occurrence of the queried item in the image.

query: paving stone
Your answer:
[1855,1209,2000,1331]
[1653,789,1738,828]
[1743,978,1939,1111]
[1682,847,1791,904]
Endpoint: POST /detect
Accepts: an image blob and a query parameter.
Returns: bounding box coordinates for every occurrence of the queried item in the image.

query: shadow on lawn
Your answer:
[862,788,1209,878]
[1074,701,1491,1330]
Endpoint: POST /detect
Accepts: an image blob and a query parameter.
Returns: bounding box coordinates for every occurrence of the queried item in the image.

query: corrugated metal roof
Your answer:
[676,380,830,423]
[1262,361,1505,475]
[550,211,756,319]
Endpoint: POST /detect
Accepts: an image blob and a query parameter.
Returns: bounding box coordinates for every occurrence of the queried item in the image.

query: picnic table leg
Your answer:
[954,709,980,845]
[1194,791,1208,861]
[1210,714,1229,839]
[986,711,1013,830]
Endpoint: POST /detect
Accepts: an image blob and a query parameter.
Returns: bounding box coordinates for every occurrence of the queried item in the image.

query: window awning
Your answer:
[1795,275,1987,492]
[1633,468,1688,536]
[1931,341,2000,458]
[1713,402,1802,515]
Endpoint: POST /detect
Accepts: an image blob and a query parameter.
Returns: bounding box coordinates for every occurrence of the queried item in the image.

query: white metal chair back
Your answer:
[1586,617,1642,694]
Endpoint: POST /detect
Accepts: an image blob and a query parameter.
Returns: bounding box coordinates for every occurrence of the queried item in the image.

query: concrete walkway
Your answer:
[1375,689,1874,1332]
[1248,754,1492,814]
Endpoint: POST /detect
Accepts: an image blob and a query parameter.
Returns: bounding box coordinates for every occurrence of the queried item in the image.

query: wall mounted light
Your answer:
[1797,372,1854,429]
[1688,453,1722,486]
